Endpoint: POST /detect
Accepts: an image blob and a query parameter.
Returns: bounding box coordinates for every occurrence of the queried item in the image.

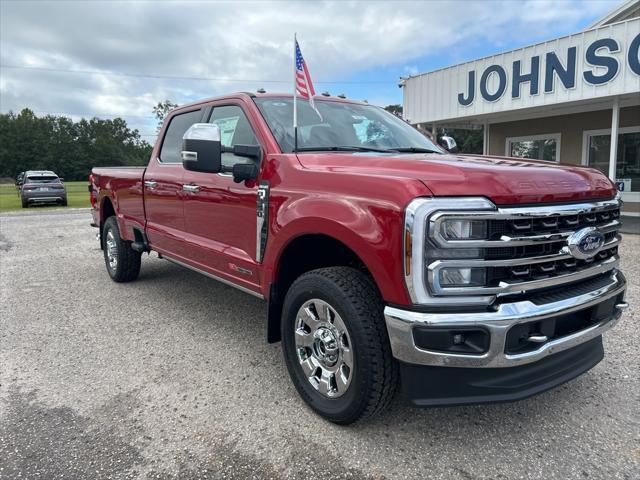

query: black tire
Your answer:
[61,198,68,207]
[21,198,28,208]
[281,267,398,424]
[102,216,141,282]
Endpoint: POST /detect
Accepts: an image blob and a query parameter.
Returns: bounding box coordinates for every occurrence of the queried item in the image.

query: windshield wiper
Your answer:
[295,146,394,153]
[393,147,442,154]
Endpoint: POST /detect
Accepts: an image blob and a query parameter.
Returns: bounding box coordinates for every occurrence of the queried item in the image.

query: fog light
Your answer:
[439,267,486,287]
[413,328,489,354]
[441,219,487,240]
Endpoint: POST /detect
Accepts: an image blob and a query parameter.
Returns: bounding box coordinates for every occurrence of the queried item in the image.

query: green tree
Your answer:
[152,100,178,132]
[0,109,152,181]
[384,104,403,117]
[443,128,484,154]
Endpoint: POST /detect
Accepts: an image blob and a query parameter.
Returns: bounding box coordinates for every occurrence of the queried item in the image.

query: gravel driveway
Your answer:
[1,209,638,480]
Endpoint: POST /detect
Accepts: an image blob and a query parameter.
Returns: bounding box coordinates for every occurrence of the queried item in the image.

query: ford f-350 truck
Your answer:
[90,93,628,424]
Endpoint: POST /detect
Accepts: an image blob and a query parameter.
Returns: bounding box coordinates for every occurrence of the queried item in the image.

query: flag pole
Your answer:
[293,32,298,152]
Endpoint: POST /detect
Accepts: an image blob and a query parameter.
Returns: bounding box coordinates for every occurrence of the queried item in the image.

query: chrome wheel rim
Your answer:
[294,299,353,398]
[105,230,118,270]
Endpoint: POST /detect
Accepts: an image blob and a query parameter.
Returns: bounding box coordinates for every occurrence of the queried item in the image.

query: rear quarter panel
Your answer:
[92,167,146,241]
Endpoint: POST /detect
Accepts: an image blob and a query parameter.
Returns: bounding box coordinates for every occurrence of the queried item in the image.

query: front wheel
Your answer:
[102,216,141,282]
[281,267,398,424]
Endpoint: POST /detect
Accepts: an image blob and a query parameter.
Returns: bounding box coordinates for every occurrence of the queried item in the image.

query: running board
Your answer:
[163,255,265,300]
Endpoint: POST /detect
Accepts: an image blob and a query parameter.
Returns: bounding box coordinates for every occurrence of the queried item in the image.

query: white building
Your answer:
[402,0,640,216]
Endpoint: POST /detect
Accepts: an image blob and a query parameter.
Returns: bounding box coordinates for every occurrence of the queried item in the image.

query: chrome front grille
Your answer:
[425,197,622,298]
[487,208,620,239]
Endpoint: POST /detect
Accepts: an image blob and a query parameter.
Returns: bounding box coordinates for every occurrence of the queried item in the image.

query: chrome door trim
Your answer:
[163,255,264,299]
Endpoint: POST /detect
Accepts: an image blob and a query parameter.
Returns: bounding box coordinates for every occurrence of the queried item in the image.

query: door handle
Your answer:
[144,180,158,189]
[182,184,201,193]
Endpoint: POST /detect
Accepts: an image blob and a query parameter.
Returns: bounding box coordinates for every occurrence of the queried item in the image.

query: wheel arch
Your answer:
[266,227,389,343]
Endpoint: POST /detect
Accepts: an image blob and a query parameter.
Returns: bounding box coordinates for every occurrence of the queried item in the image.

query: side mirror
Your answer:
[181,123,222,173]
[439,135,458,153]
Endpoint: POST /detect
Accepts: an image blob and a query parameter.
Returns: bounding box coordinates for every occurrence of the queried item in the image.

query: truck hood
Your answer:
[296,152,617,205]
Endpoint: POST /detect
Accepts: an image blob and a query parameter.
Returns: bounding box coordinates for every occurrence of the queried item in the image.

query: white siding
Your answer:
[403,18,640,124]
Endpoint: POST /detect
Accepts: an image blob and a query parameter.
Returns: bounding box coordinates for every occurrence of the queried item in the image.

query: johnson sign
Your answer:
[402,18,640,124]
[458,33,640,105]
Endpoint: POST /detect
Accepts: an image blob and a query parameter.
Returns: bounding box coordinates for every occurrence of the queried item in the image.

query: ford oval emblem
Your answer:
[566,227,605,260]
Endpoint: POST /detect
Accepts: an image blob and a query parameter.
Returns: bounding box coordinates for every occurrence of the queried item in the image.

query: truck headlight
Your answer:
[439,267,486,287]
[441,219,487,240]
[403,197,497,305]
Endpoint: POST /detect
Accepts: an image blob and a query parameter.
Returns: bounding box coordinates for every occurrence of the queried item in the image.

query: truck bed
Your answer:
[91,166,146,242]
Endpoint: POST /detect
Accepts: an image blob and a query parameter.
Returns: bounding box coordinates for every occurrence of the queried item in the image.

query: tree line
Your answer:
[383,105,483,154]
[0,102,483,183]
[0,109,152,181]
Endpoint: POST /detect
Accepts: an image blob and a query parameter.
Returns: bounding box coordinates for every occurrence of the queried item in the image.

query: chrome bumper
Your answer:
[384,271,627,368]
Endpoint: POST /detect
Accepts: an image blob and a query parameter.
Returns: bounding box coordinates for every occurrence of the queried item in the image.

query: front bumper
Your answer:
[385,271,627,369]
[385,271,627,406]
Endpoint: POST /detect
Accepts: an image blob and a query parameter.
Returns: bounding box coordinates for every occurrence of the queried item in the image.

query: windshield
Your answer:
[26,176,60,184]
[254,97,442,154]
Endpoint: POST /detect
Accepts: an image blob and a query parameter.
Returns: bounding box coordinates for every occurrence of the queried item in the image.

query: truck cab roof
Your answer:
[172,92,367,115]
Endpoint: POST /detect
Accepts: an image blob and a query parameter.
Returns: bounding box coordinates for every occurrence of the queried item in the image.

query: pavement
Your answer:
[620,215,640,235]
[1,208,639,480]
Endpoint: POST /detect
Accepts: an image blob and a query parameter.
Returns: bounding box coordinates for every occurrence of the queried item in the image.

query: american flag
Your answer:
[295,39,315,99]
[294,39,321,120]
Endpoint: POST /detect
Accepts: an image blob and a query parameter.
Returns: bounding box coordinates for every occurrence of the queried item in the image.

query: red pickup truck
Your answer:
[90,92,628,424]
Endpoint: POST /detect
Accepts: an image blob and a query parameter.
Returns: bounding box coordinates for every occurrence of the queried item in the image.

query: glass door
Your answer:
[585,128,640,195]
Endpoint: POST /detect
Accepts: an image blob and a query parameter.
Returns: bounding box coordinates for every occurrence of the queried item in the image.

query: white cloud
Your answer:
[0,0,615,138]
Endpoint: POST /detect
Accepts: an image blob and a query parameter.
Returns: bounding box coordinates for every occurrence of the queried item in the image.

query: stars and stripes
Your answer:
[295,39,315,99]
[292,36,321,148]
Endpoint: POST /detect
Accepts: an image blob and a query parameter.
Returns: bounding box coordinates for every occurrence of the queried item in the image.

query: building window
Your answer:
[583,127,640,194]
[506,133,561,162]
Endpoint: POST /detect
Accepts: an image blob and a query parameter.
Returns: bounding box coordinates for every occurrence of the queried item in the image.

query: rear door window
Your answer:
[159,109,202,163]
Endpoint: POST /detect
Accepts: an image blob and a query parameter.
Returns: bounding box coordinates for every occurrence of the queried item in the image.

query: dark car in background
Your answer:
[20,171,67,208]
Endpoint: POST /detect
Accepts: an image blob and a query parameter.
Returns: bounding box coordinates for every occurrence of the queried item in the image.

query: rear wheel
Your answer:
[61,198,68,207]
[281,267,397,424]
[102,216,141,282]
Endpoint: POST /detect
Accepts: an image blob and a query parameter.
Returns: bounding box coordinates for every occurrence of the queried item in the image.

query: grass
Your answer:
[0,181,90,212]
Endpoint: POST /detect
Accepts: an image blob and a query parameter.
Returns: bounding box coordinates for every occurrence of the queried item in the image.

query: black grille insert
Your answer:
[487,207,619,241]
[487,247,618,286]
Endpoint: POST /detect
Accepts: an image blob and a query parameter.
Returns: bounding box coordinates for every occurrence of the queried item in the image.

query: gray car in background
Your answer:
[20,171,67,208]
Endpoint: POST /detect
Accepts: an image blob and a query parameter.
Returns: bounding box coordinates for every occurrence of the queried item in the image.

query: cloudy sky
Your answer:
[0,0,622,142]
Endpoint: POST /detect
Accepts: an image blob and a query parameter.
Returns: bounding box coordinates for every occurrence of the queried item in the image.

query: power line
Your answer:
[27,109,156,120]
[0,64,394,85]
